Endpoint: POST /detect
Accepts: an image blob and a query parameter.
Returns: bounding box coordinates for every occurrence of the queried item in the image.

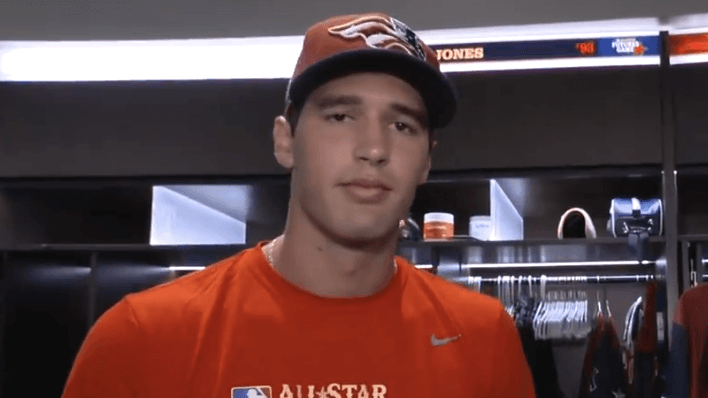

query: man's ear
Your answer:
[273,116,295,170]
[419,139,437,184]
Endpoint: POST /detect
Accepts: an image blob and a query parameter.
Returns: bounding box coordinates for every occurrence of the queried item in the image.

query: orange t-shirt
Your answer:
[62,242,535,398]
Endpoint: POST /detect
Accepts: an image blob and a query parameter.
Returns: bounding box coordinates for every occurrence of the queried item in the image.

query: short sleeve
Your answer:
[488,306,536,398]
[61,298,145,398]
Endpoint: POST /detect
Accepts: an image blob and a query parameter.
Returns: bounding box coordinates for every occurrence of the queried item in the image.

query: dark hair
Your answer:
[283,101,436,152]
[284,102,302,135]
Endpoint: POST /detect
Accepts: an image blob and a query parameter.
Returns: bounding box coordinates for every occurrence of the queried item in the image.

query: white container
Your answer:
[469,215,492,241]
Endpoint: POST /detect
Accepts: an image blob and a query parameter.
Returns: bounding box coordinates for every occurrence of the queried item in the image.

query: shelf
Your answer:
[1,237,666,270]
[679,235,708,242]
[676,165,708,176]
[677,173,708,236]
[3,237,663,253]
[0,243,248,252]
[426,165,662,183]
[1,244,249,268]
[399,236,665,269]
[411,173,663,240]
[399,236,665,248]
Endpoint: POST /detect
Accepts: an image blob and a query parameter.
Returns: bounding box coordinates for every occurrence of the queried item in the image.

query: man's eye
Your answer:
[394,121,417,134]
[327,114,350,122]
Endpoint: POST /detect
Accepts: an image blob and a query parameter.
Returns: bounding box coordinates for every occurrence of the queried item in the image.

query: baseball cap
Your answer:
[285,12,457,130]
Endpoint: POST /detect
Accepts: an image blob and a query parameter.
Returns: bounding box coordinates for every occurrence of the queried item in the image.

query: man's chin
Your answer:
[332,227,399,249]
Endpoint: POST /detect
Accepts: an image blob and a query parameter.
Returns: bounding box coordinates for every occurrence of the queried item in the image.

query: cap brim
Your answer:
[287,49,457,129]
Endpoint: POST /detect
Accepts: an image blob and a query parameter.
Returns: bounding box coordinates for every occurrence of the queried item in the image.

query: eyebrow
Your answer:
[390,103,429,130]
[313,94,429,129]
[312,95,363,109]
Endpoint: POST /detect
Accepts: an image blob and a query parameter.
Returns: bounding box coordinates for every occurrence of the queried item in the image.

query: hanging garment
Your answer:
[632,282,658,398]
[666,284,708,398]
[623,295,644,395]
[623,296,644,350]
[579,313,630,398]
[516,296,566,398]
[579,315,604,398]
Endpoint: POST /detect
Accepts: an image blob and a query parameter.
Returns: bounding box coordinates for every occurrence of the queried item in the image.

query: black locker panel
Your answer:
[94,252,177,323]
[2,252,91,398]
[0,187,152,245]
[0,79,289,178]
[0,253,7,392]
[674,64,708,165]
[434,67,663,170]
[1,67,663,179]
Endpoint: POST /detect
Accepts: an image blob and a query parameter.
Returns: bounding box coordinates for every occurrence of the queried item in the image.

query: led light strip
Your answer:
[169,266,206,271]
[0,36,304,82]
[670,27,708,35]
[443,56,660,73]
[0,18,664,82]
[671,54,708,65]
[463,260,653,269]
[170,264,435,271]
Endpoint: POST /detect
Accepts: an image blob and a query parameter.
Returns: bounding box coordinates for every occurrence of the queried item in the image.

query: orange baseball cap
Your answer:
[285,12,457,129]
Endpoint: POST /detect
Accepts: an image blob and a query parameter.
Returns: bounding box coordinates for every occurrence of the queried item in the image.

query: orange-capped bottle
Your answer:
[423,212,454,240]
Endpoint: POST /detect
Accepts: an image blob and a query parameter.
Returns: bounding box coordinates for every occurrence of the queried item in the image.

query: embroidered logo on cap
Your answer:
[328,15,426,60]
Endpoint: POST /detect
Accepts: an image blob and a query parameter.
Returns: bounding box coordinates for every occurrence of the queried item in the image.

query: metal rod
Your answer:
[456,273,654,285]
[462,260,657,269]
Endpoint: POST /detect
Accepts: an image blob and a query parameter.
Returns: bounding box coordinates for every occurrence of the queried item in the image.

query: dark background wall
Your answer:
[0,0,706,41]
[0,67,665,179]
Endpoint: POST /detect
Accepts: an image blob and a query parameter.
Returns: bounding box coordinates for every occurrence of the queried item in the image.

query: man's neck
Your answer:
[268,220,399,299]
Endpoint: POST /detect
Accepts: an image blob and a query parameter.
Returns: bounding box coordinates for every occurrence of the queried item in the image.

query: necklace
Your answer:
[263,235,281,267]
[262,235,398,274]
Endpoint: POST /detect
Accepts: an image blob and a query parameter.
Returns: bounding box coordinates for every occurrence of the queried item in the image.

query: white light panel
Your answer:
[0,36,303,81]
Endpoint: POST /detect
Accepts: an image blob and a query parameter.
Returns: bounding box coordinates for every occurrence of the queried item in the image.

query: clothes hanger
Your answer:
[579,277,587,336]
[536,275,550,340]
[568,276,577,338]
[550,289,560,339]
[605,285,612,321]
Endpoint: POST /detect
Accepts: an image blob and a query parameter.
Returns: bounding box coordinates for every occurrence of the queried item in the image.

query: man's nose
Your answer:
[354,121,391,165]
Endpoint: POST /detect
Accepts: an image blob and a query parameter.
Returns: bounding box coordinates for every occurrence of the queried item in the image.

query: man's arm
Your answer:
[62,299,145,398]
[488,307,536,398]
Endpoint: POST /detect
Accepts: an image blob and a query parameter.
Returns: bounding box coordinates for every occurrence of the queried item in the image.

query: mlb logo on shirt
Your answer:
[231,386,272,398]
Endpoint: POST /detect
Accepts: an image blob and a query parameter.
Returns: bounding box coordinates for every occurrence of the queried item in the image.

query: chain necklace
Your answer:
[262,235,398,274]
[262,235,281,267]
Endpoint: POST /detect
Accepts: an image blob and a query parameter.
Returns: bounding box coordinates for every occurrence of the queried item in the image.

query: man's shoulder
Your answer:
[106,246,260,328]
[401,260,505,328]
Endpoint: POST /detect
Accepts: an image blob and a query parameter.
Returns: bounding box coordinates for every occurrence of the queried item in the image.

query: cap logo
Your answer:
[328,15,427,61]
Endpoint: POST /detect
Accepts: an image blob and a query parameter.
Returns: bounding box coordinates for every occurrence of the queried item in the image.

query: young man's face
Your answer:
[273,72,434,245]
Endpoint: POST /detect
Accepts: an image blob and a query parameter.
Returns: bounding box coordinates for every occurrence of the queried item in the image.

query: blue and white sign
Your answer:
[597,36,661,56]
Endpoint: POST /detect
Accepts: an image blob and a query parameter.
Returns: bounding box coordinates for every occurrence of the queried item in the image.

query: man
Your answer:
[62,12,535,398]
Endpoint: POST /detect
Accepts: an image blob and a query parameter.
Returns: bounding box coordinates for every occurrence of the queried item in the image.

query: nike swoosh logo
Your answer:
[430,334,461,347]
